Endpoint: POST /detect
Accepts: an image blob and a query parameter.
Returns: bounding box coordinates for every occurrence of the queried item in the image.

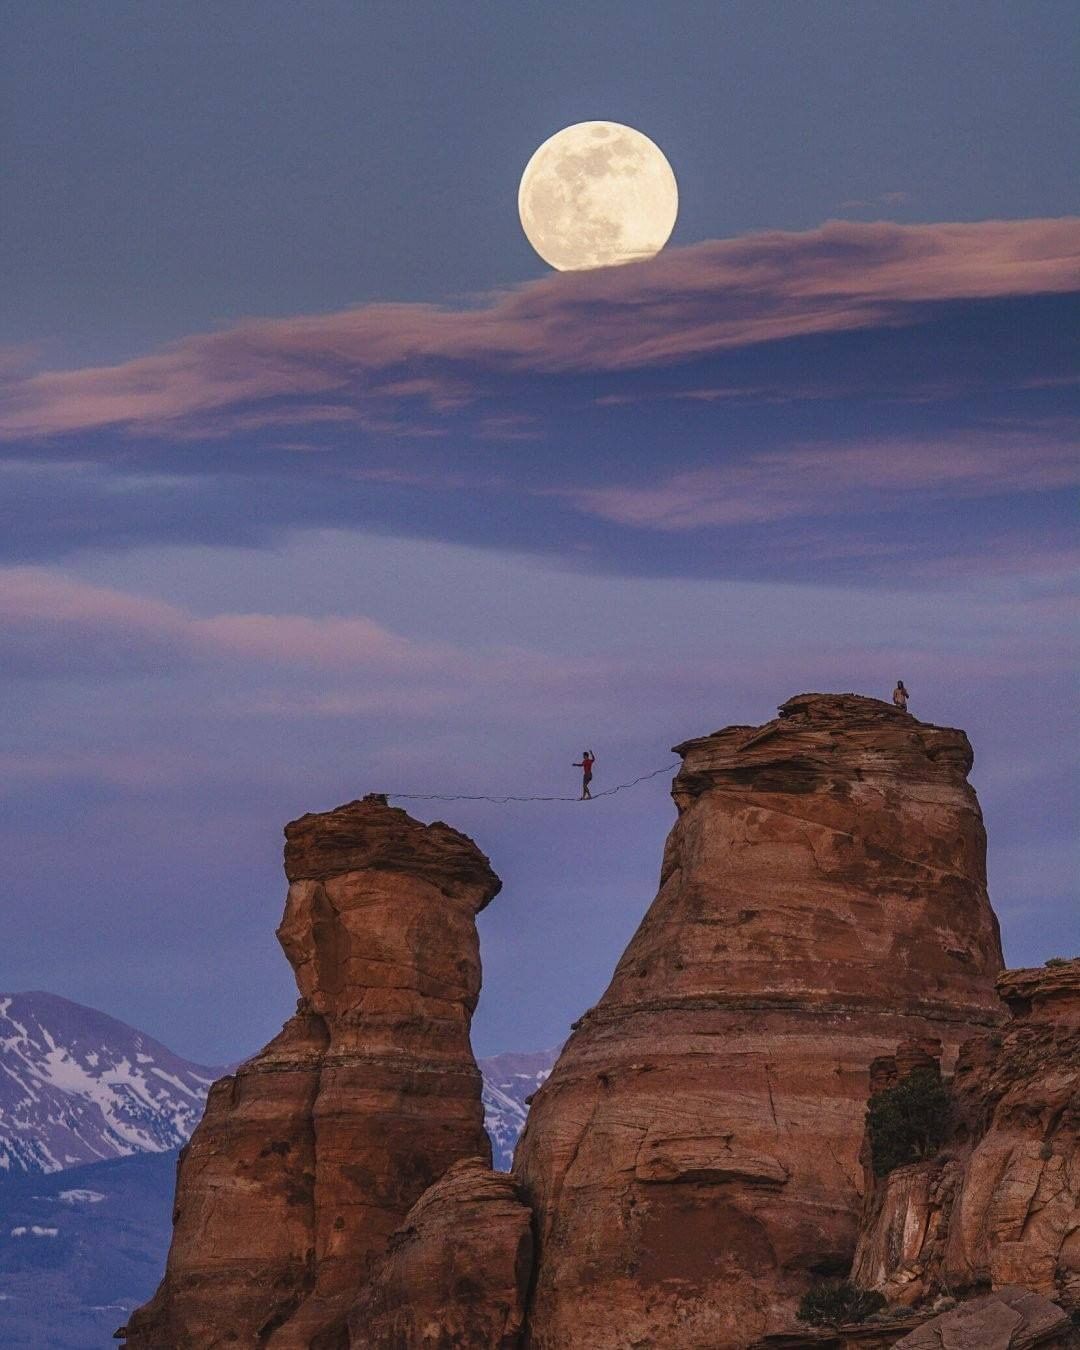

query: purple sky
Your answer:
[2,2,1077,1063]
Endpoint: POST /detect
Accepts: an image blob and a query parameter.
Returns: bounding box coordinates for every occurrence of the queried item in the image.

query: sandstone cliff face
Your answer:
[349,1156,533,1348]
[852,959,1080,1317]
[514,693,1006,1349]
[121,798,500,1350]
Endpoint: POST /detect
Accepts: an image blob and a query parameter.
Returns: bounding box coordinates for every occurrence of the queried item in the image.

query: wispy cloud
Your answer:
[0,567,608,702]
[1,218,1076,440]
[0,568,452,676]
[838,190,911,210]
[553,432,1080,530]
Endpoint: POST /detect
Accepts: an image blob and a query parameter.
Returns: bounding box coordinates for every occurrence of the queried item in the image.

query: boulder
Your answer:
[349,1156,533,1348]
[892,1285,1072,1349]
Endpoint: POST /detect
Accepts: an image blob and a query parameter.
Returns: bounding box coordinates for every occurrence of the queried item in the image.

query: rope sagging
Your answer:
[388,761,681,805]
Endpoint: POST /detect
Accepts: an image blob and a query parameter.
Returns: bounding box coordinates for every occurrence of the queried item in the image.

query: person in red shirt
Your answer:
[573,750,595,800]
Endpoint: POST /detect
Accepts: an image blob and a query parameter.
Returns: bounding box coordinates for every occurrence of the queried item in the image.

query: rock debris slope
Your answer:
[120,797,500,1350]
[513,693,1007,1348]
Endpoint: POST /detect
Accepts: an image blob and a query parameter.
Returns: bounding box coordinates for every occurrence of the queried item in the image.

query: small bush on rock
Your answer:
[868,1067,953,1177]
[1044,956,1069,967]
[796,1282,887,1327]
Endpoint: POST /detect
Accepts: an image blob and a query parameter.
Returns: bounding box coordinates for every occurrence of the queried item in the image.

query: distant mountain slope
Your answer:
[480,1046,559,1171]
[0,993,226,1175]
[0,1149,177,1349]
[0,990,554,1180]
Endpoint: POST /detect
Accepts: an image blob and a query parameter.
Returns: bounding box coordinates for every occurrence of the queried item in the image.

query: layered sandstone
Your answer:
[349,1156,533,1347]
[121,797,500,1350]
[852,959,1080,1315]
[514,693,1006,1348]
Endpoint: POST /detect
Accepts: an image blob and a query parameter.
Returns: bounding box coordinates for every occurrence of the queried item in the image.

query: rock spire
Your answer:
[121,798,500,1349]
[513,693,1006,1347]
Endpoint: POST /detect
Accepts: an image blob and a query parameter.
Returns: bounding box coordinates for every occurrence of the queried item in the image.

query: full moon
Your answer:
[518,121,678,271]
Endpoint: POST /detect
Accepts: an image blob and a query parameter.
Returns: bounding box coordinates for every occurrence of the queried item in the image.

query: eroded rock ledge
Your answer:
[853,958,1080,1318]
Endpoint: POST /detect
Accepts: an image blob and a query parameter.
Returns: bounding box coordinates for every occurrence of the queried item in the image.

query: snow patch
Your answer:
[58,1188,106,1204]
[149,1066,201,1099]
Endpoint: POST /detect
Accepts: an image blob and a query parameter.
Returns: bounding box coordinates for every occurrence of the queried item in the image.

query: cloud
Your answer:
[1,217,1076,440]
[0,567,607,698]
[553,432,1080,530]
[838,191,911,210]
[0,568,448,677]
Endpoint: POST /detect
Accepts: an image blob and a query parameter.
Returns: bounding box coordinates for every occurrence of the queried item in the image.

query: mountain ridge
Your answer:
[0,991,227,1175]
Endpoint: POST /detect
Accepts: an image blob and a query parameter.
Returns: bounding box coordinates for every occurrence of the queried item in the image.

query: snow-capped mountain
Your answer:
[480,1046,559,1171]
[0,990,558,1183]
[0,992,227,1176]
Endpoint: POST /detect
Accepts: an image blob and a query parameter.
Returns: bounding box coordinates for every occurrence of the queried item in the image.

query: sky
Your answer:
[1,1,1077,1065]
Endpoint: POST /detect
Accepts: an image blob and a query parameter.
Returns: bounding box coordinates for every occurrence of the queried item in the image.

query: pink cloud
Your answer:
[0,568,605,694]
[0,568,449,674]
[554,433,1080,530]
[0,568,183,628]
[1,217,1076,439]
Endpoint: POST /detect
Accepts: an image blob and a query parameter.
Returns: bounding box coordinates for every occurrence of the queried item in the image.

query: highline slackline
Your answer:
[387,761,681,805]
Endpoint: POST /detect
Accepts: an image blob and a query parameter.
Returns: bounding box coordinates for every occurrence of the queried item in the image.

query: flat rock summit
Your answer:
[119,695,1077,1349]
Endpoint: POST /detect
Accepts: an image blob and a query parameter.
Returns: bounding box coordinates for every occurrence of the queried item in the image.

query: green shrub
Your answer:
[868,1067,953,1177]
[1044,956,1070,967]
[796,1282,887,1327]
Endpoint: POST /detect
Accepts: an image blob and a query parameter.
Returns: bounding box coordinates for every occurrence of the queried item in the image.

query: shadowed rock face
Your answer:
[853,959,1080,1317]
[349,1156,533,1348]
[514,694,1006,1349]
[121,799,500,1350]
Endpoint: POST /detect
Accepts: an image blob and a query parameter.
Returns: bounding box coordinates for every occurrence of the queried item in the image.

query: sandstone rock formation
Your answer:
[349,1156,533,1347]
[121,798,500,1350]
[852,958,1080,1316]
[892,1285,1073,1349]
[513,693,1006,1348]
